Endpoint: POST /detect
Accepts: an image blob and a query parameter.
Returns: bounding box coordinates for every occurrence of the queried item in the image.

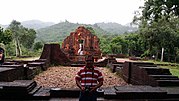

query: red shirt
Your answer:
[75,66,103,87]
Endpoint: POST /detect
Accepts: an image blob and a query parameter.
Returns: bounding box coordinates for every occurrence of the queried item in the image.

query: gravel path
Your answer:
[34,66,128,88]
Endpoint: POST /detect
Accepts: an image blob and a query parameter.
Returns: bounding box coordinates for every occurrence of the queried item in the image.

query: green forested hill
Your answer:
[36,21,108,42]
[36,21,79,42]
[0,20,54,30]
[36,21,137,43]
[21,20,55,30]
[1,20,138,43]
[96,22,137,34]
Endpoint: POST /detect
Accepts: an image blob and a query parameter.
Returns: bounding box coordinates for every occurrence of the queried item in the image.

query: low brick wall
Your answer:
[0,67,23,82]
[122,62,158,86]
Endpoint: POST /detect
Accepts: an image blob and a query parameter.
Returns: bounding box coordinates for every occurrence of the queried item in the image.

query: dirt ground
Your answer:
[34,66,128,88]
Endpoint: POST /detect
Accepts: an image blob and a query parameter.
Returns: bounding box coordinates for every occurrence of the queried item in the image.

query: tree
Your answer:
[110,44,122,54]
[33,41,44,51]
[139,17,179,60]
[0,27,13,45]
[19,28,36,49]
[124,33,144,57]
[133,0,179,62]
[99,37,112,54]
[111,36,128,54]
[7,20,36,57]
[142,0,179,22]
[7,20,22,57]
[133,0,179,26]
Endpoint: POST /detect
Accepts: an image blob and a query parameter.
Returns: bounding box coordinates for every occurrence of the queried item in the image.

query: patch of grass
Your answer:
[146,60,178,65]
[170,69,179,77]
[143,60,179,77]
[160,66,179,77]
[114,59,179,77]
[7,56,40,61]
[14,56,40,60]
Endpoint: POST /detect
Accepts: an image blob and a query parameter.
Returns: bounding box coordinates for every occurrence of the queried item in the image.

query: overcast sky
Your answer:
[1,0,144,25]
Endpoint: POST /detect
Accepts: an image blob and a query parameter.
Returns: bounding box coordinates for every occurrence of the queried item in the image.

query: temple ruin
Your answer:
[0,26,179,100]
[61,26,102,62]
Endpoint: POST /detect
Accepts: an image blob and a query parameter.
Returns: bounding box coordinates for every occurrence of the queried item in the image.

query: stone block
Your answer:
[115,86,167,99]
[27,62,46,71]
[103,87,117,99]
[50,88,80,98]
[0,67,21,81]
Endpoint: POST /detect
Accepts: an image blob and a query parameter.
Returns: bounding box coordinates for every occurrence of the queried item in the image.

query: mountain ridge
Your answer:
[0,20,138,43]
[0,20,55,29]
[21,20,55,29]
[36,21,137,42]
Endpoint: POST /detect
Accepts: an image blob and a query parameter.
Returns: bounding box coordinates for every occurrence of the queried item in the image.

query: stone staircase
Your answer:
[0,59,48,81]
[0,80,179,100]
[137,64,179,87]
[0,80,41,99]
[122,61,179,87]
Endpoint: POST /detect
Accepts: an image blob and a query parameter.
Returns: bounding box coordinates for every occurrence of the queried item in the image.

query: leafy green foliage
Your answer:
[142,0,179,21]
[33,41,44,51]
[0,27,13,45]
[111,36,128,54]
[5,42,16,56]
[133,0,179,62]
[19,28,36,49]
[124,33,144,56]
[99,36,112,54]
[161,65,179,77]
[7,20,37,57]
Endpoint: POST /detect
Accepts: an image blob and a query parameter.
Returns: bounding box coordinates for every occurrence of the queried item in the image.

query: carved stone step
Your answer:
[103,87,117,99]
[149,75,178,78]
[133,62,154,66]
[144,68,171,75]
[114,86,167,99]
[50,88,80,97]
[157,80,179,86]
[29,86,42,95]
[138,65,157,67]
[3,62,18,65]
[27,62,46,71]
[0,67,20,82]
[2,80,37,93]
[149,75,179,80]
[0,64,24,68]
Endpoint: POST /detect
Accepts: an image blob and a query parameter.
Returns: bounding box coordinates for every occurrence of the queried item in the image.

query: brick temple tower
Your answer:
[61,26,102,61]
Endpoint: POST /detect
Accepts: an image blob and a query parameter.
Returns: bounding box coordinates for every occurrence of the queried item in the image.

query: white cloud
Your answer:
[0,0,144,25]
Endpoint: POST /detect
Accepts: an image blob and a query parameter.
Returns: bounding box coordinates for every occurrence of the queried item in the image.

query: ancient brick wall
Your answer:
[40,44,71,66]
[122,61,158,86]
[61,26,102,61]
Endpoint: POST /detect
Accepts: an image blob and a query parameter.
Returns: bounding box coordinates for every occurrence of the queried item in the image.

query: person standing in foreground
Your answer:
[75,55,104,101]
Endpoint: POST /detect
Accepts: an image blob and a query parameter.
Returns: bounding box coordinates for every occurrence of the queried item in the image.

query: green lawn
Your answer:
[160,65,179,77]
[142,60,179,77]
[6,56,40,61]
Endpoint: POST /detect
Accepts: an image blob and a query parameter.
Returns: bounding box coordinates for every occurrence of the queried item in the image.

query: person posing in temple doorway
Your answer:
[0,47,5,65]
[75,55,104,101]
